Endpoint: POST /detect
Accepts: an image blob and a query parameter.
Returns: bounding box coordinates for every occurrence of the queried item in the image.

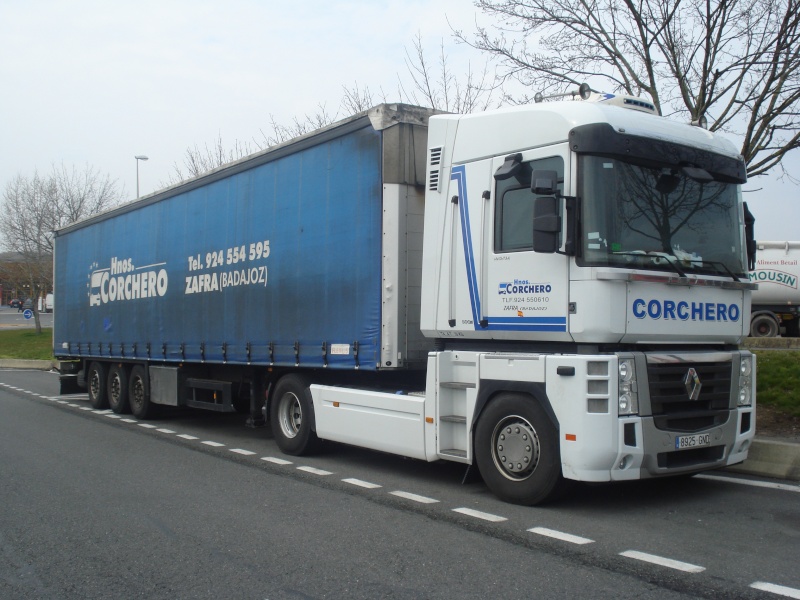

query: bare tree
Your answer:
[1,164,122,333]
[456,0,800,178]
[399,33,499,113]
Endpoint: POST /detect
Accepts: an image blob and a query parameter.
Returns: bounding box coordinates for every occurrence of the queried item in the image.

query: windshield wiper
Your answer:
[700,260,741,282]
[612,251,688,277]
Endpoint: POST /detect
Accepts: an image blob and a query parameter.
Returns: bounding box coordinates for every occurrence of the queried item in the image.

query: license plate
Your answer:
[675,433,711,450]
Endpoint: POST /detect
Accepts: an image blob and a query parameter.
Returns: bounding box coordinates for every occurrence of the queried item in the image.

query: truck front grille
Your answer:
[647,361,732,432]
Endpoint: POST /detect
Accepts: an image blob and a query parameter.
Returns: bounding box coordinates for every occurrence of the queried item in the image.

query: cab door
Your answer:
[480,146,572,341]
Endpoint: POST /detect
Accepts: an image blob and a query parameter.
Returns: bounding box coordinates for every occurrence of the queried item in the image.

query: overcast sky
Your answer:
[1,0,795,240]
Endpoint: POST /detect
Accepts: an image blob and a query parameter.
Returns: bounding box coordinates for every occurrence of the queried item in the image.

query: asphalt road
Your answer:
[1,369,798,600]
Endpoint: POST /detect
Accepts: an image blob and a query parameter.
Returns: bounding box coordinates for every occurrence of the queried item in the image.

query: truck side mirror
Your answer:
[533,196,561,253]
[743,201,756,270]
[531,170,559,195]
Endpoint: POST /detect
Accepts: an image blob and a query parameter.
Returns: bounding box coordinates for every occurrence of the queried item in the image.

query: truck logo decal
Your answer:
[499,281,552,295]
[683,368,702,400]
[631,298,740,322]
[88,259,168,306]
[748,269,797,289]
[450,166,567,332]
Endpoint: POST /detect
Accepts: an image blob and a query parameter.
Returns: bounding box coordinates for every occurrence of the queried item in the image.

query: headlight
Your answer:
[618,358,639,415]
[740,357,752,377]
[619,360,634,382]
[738,386,751,406]
[738,355,754,407]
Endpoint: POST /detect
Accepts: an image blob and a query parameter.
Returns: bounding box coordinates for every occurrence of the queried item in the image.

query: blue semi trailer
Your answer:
[55,99,756,505]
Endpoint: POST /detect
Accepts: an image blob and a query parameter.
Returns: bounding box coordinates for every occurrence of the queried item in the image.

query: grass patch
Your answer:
[0,328,54,360]
[754,350,800,417]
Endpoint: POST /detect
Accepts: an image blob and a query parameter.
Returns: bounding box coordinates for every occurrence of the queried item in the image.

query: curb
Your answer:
[0,359,57,370]
[726,438,800,481]
[1,358,798,483]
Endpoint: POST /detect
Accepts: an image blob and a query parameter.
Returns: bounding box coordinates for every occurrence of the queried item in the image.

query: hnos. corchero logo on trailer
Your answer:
[87,257,168,307]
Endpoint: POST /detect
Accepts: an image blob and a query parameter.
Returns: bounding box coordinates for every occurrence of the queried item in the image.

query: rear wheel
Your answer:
[129,365,156,419]
[107,364,130,414]
[750,314,779,337]
[269,374,321,455]
[475,393,563,506]
[87,362,108,409]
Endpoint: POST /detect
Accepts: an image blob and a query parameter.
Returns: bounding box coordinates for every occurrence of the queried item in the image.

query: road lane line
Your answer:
[177,434,199,440]
[620,550,705,573]
[453,508,507,522]
[230,449,256,456]
[138,424,158,429]
[156,428,176,433]
[390,491,439,504]
[79,407,94,411]
[104,414,122,419]
[261,457,292,465]
[342,478,382,489]
[696,474,800,493]
[528,527,594,545]
[202,441,225,447]
[121,419,137,423]
[297,466,333,476]
[750,582,800,598]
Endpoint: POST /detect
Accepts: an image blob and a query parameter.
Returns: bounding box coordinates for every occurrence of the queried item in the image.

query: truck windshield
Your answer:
[578,155,747,277]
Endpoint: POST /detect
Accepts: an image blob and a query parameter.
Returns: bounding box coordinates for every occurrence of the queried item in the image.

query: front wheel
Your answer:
[269,374,321,456]
[474,393,563,506]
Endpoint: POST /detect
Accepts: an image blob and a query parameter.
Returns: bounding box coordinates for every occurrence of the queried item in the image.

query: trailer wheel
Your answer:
[107,364,130,414]
[475,393,563,506]
[270,374,321,456]
[129,365,155,420]
[87,362,109,409]
[750,314,779,337]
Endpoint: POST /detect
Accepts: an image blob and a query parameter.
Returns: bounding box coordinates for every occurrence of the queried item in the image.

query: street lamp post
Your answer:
[135,155,149,198]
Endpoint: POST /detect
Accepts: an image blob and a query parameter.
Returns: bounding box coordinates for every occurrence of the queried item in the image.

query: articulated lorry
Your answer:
[54,95,757,505]
[749,241,800,337]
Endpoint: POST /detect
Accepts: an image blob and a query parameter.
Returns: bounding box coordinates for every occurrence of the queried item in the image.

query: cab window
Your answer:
[494,155,564,253]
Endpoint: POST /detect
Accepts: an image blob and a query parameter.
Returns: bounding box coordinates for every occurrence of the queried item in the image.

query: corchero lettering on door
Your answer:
[631,298,741,322]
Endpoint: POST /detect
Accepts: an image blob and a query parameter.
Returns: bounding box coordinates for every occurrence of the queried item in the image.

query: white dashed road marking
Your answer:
[297,466,333,476]
[156,428,176,434]
[202,441,225,447]
[620,550,705,573]
[529,527,594,545]
[696,474,800,493]
[138,424,158,429]
[453,507,507,522]
[230,449,256,456]
[177,434,199,440]
[390,491,439,504]
[750,582,800,599]
[261,456,292,465]
[342,478,382,489]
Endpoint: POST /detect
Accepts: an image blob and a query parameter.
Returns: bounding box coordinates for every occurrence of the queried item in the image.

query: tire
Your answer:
[269,374,321,456]
[87,362,108,409]
[128,365,156,419]
[107,364,130,414]
[750,314,779,337]
[474,393,563,506]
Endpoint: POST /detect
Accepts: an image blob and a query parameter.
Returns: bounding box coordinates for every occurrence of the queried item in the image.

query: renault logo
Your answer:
[683,368,702,400]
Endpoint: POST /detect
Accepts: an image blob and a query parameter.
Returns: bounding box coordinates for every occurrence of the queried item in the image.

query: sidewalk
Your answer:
[1,359,798,483]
